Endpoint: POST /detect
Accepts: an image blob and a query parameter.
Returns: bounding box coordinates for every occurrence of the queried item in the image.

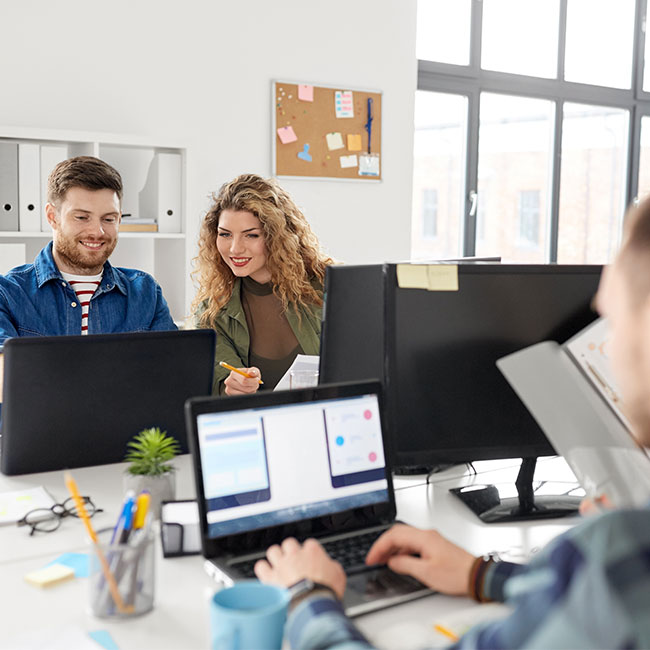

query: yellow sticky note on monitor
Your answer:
[347,134,362,151]
[428,264,458,291]
[326,132,345,151]
[25,563,75,588]
[396,264,429,290]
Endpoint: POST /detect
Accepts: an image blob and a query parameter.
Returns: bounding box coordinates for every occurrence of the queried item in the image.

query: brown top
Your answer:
[241,276,303,389]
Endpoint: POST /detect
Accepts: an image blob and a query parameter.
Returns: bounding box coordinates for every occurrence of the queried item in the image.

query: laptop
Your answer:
[1,329,215,475]
[185,380,433,617]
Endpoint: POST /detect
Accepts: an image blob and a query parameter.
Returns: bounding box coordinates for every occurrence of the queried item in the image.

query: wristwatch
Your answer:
[287,578,337,610]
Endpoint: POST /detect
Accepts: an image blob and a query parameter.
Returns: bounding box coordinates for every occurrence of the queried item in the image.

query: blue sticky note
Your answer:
[89,630,119,650]
[297,144,312,162]
[45,552,90,578]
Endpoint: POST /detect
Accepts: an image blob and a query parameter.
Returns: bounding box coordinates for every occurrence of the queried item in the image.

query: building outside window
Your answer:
[421,188,438,239]
[518,190,541,247]
[413,0,647,264]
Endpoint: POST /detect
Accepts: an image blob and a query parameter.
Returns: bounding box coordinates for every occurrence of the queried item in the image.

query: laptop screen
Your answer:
[196,392,389,540]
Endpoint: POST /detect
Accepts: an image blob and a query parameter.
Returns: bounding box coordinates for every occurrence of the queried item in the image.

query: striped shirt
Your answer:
[61,272,102,334]
[287,503,650,649]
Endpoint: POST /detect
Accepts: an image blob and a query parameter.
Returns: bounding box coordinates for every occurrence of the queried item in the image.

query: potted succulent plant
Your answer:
[123,427,180,517]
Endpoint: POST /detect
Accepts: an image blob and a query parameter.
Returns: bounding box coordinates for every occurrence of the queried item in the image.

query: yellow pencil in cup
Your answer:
[433,623,459,642]
[63,471,133,615]
[219,361,264,384]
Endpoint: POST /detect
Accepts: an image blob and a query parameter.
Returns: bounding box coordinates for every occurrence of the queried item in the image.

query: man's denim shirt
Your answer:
[0,242,177,347]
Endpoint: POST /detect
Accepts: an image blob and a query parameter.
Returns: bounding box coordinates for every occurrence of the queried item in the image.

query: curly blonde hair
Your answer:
[192,173,333,327]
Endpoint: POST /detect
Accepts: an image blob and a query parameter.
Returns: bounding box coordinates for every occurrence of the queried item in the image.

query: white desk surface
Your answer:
[0,456,579,650]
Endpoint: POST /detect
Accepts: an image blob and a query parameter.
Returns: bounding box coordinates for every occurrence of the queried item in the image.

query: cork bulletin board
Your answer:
[272,80,382,181]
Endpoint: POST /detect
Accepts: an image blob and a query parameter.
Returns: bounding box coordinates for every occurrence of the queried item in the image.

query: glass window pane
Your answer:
[638,116,650,202]
[411,91,467,260]
[481,0,559,78]
[475,93,555,262]
[416,0,471,65]
[557,103,628,263]
[565,0,635,89]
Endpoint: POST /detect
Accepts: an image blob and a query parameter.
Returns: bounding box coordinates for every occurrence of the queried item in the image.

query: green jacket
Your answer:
[203,278,323,394]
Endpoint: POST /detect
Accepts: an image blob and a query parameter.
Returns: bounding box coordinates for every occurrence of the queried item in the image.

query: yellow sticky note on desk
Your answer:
[25,563,75,588]
[396,264,429,289]
[428,264,458,291]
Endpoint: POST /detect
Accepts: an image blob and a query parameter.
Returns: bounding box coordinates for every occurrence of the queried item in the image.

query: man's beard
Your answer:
[54,236,117,274]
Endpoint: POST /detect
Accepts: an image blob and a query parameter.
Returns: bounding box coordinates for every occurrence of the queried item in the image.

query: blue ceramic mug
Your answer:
[211,582,290,650]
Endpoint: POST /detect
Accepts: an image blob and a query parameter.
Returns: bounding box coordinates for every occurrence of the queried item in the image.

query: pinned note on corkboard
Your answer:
[272,80,382,181]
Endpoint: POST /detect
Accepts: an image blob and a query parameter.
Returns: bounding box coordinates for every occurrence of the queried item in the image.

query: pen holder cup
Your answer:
[88,527,156,619]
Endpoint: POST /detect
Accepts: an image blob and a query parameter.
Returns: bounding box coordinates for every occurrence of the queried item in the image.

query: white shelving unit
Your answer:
[0,126,188,323]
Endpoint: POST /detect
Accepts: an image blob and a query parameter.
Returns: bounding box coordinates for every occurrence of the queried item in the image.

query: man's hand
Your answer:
[254,537,346,600]
[366,524,475,596]
[579,493,614,516]
[224,366,262,395]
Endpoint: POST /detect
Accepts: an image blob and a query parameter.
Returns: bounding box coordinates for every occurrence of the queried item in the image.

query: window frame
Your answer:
[416,0,648,261]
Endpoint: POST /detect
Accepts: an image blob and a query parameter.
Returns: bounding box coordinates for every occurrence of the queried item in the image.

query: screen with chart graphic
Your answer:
[324,398,386,487]
[193,390,390,538]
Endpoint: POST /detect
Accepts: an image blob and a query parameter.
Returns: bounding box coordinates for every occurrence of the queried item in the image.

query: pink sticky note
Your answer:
[298,85,314,102]
[277,126,298,144]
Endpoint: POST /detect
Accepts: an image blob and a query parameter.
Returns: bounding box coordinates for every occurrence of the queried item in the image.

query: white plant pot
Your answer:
[123,471,176,519]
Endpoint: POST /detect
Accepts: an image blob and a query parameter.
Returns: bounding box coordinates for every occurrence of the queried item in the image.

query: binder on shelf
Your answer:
[138,152,181,233]
[18,143,41,232]
[0,142,19,231]
[40,144,68,231]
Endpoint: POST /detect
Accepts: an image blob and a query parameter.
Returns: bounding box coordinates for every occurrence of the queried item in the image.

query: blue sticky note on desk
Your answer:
[89,630,119,650]
[45,552,90,578]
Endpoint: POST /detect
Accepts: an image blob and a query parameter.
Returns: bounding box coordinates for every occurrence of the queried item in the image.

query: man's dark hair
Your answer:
[47,156,123,205]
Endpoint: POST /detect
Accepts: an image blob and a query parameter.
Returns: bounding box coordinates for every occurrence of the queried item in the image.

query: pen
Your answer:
[63,471,133,614]
[365,97,373,154]
[119,493,137,544]
[111,490,135,544]
[132,491,151,531]
[433,623,459,642]
[219,361,264,384]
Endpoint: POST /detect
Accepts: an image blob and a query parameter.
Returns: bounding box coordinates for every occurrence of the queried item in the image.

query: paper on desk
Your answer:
[0,486,55,525]
[274,354,319,391]
[161,500,201,554]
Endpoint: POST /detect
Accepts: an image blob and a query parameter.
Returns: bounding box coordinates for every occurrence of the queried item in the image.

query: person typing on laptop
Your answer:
[254,196,650,648]
[0,156,176,347]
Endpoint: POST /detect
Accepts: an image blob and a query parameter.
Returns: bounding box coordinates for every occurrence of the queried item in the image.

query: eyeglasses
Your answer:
[17,496,103,535]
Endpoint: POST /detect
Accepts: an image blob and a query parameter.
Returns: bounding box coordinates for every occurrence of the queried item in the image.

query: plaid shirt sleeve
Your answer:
[286,506,650,649]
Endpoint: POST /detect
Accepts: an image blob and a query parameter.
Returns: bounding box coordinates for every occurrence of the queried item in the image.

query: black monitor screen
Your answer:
[384,263,602,469]
[319,264,385,386]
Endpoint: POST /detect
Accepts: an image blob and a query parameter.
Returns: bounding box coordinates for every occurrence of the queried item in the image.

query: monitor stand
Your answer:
[450,457,581,524]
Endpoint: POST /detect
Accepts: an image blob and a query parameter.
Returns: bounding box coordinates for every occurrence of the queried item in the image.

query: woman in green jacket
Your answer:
[193,173,333,395]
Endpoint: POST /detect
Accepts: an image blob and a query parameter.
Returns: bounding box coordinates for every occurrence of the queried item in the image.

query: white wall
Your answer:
[0,0,417,303]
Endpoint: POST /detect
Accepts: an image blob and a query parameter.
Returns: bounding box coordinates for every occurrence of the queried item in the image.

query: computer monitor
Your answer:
[1,329,215,475]
[383,263,602,522]
[319,264,385,387]
[318,259,502,389]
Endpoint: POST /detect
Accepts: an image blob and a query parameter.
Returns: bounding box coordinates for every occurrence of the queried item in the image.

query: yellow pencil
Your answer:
[64,471,133,614]
[433,623,459,642]
[219,361,264,384]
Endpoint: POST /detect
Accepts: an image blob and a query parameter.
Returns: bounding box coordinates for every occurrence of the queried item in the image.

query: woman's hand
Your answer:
[224,366,262,395]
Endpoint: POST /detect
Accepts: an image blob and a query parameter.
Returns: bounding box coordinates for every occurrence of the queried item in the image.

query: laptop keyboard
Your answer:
[230,529,385,579]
